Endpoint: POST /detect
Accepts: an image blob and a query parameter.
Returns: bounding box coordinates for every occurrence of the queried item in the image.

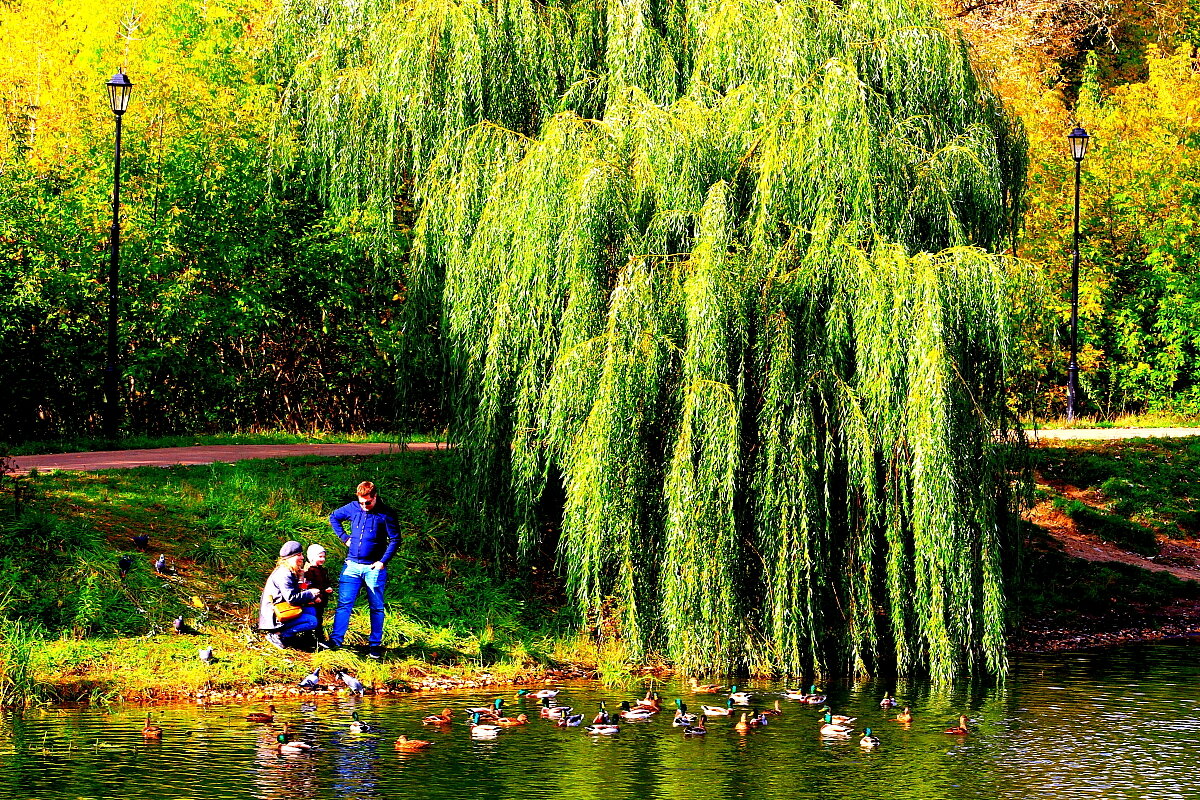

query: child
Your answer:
[303,544,335,648]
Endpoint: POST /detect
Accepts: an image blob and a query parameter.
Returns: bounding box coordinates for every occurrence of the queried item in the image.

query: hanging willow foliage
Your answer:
[271,0,1029,680]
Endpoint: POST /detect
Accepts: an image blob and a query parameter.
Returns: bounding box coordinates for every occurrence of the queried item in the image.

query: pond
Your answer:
[2,640,1198,800]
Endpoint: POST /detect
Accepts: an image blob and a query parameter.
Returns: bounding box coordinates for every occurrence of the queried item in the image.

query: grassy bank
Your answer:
[2,430,439,458]
[0,451,605,705]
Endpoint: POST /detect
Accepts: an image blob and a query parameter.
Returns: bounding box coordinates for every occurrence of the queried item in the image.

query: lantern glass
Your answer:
[1067,126,1089,162]
[106,71,133,115]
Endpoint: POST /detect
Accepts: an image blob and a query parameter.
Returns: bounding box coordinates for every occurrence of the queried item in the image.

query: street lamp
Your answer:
[103,69,133,439]
[1066,125,1089,421]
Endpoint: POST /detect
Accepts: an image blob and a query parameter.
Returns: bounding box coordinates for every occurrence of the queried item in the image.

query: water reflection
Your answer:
[0,640,1197,799]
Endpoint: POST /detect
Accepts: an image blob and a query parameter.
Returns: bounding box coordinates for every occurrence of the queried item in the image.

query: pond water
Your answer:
[2,640,1199,800]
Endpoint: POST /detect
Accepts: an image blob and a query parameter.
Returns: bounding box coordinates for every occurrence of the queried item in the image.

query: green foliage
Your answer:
[273,0,1028,680]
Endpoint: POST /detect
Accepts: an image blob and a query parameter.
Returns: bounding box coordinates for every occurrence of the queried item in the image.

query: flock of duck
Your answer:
[136,676,973,755]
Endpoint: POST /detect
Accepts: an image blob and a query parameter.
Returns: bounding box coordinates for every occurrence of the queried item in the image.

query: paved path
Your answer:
[9,442,450,475]
[1027,427,1200,441]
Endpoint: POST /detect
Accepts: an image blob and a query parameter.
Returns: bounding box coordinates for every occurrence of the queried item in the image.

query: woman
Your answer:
[259,541,322,650]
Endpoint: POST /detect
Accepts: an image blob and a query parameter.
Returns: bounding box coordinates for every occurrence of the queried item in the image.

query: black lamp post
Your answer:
[103,70,133,439]
[1066,125,1089,421]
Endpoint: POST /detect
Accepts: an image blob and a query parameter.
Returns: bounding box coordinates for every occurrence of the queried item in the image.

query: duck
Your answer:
[801,685,827,705]
[783,687,809,700]
[635,690,662,710]
[468,698,504,719]
[584,720,620,735]
[734,713,750,734]
[820,712,854,737]
[515,688,532,698]
[470,712,501,738]
[276,732,312,755]
[246,705,277,723]
[349,712,374,733]
[618,701,655,721]
[819,706,856,725]
[860,728,881,749]
[592,704,612,725]
[141,713,163,739]
[688,677,723,694]
[422,708,454,725]
[672,699,697,726]
[944,715,970,735]
[729,685,752,705]
[497,713,531,727]
[749,710,770,727]
[555,712,584,727]
[533,688,560,699]
[893,707,913,724]
[394,735,432,752]
[682,714,708,736]
[539,698,574,719]
[701,698,734,716]
[880,692,898,708]
[762,700,783,716]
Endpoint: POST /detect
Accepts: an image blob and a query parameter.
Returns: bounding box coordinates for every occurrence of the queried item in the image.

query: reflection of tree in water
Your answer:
[332,729,382,800]
[251,725,318,800]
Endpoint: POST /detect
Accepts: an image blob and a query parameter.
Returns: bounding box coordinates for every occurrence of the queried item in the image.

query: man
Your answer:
[328,480,400,658]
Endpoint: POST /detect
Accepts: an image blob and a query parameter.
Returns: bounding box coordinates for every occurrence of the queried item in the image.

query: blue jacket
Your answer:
[329,500,400,565]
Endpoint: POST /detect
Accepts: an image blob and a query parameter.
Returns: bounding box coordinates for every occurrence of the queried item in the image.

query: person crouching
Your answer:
[258,540,322,650]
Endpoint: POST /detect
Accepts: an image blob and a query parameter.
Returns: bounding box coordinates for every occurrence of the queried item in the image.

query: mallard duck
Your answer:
[533,688,560,699]
[635,690,663,710]
[820,712,854,737]
[422,708,454,725]
[860,728,881,749]
[515,688,532,698]
[892,707,913,724]
[141,713,162,739]
[801,685,827,705]
[735,713,750,734]
[539,698,574,719]
[497,713,531,727]
[683,714,708,736]
[556,713,584,727]
[618,701,655,721]
[584,721,620,735]
[276,732,312,755]
[672,699,697,726]
[246,705,277,723]
[783,687,809,700]
[880,692,898,708]
[349,712,374,733]
[749,710,770,727]
[762,700,783,716]
[819,706,856,725]
[394,735,432,752]
[944,715,970,735]
[729,685,752,705]
[688,677,723,694]
[701,698,734,716]
[470,712,501,738]
[467,698,504,719]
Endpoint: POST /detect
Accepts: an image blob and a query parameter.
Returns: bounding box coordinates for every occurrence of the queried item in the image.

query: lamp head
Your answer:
[106,70,134,115]
[1067,126,1089,162]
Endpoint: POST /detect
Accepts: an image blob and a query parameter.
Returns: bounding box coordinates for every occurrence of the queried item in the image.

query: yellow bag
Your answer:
[274,601,303,622]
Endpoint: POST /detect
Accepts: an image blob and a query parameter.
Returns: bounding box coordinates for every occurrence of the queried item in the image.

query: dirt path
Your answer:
[9,441,450,475]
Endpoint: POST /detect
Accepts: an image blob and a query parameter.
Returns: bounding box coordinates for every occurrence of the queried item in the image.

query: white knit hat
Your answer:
[306,543,326,561]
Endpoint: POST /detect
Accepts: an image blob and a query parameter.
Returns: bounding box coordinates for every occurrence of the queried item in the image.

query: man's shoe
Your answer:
[264,633,285,651]
[367,646,383,660]
[325,640,342,651]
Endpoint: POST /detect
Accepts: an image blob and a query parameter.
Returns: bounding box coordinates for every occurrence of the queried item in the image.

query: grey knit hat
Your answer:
[279,540,303,558]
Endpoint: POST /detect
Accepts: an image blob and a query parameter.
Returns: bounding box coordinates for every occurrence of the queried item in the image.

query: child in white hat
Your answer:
[303,543,335,648]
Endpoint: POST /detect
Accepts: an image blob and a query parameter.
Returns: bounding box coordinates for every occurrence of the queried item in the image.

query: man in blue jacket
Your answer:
[328,480,400,658]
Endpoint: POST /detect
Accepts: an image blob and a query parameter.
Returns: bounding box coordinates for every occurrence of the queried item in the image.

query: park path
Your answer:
[8,441,449,475]
[9,428,1200,475]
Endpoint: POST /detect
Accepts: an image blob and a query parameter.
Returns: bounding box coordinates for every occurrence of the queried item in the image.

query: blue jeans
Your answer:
[279,606,319,639]
[331,561,387,647]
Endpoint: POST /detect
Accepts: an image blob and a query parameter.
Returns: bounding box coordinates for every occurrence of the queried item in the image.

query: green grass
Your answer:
[2,430,442,457]
[1022,411,1200,430]
[0,451,577,702]
[1033,439,1200,536]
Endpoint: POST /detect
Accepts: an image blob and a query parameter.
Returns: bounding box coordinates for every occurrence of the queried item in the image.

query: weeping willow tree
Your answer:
[270,0,1029,681]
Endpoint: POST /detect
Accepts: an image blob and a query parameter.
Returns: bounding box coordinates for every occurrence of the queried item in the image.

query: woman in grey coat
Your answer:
[258,540,321,650]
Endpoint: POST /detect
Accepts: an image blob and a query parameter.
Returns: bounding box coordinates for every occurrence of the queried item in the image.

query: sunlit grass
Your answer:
[4,430,441,457]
